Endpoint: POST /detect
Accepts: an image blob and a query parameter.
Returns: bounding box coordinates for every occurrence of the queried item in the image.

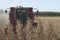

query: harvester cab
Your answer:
[16,7,28,23]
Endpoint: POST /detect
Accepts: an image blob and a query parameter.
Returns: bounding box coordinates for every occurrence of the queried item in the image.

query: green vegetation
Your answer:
[35,11,60,16]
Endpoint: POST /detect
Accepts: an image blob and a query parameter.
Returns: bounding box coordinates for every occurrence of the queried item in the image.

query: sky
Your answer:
[0,0,60,12]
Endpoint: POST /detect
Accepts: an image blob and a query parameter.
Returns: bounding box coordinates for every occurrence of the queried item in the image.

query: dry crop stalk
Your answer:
[3,24,9,40]
[12,25,18,40]
[9,22,18,40]
[5,27,9,40]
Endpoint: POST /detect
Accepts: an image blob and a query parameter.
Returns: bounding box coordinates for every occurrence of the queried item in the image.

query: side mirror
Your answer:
[5,10,7,13]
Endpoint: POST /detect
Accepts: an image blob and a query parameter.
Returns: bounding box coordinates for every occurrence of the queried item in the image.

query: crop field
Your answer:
[39,16,60,38]
[0,16,60,40]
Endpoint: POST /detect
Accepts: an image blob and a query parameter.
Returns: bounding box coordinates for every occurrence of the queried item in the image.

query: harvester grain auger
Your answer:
[5,6,38,40]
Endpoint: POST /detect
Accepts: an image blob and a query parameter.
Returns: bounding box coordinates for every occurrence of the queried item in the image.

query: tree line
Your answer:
[35,11,60,16]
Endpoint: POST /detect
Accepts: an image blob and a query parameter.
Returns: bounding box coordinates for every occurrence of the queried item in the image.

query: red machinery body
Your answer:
[9,7,34,27]
[5,6,36,40]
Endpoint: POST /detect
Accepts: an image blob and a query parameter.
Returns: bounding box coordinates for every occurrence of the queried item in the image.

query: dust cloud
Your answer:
[0,9,9,29]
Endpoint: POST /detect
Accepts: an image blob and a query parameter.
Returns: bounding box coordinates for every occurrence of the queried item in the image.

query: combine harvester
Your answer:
[4,6,60,40]
[5,6,38,40]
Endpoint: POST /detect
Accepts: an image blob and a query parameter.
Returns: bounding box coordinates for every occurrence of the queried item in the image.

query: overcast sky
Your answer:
[0,0,60,12]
